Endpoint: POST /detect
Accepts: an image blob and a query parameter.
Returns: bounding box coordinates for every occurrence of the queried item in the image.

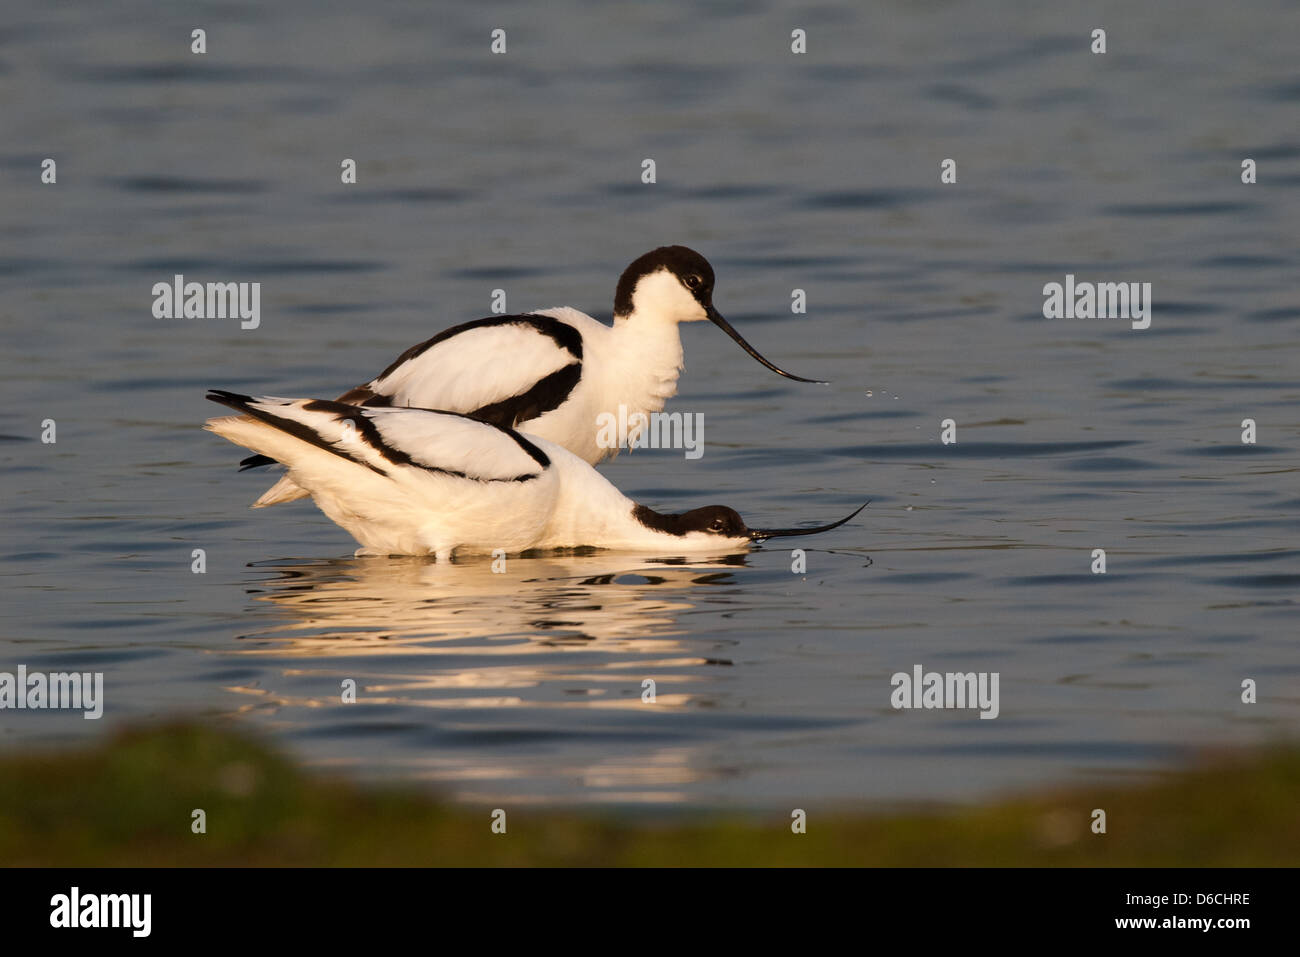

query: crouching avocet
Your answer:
[243,245,824,508]
[206,391,864,561]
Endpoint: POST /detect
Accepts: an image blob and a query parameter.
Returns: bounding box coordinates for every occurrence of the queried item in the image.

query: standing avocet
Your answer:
[207,391,863,561]
[242,246,824,507]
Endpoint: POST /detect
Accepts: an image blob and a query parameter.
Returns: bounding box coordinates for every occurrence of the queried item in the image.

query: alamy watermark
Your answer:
[50,887,150,937]
[152,274,260,329]
[1042,274,1151,330]
[0,665,103,719]
[891,664,999,719]
[595,404,703,459]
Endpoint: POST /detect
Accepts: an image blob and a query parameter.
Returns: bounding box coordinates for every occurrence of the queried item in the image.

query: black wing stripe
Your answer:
[210,391,548,482]
[207,391,387,476]
[372,313,583,383]
[338,384,393,407]
[236,386,393,471]
[298,399,547,480]
[236,314,576,472]
[468,362,582,431]
[495,426,550,470]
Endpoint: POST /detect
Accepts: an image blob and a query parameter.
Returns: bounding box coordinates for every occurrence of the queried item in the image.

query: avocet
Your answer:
[208,391,862,561]
[242,246,823,507]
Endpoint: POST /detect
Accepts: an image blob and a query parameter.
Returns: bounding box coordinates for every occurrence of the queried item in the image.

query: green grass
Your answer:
[1,723,1296,866]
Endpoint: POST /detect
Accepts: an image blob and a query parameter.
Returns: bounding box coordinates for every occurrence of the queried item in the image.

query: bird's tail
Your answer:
[205,391,382,507]
[250,475,311,508]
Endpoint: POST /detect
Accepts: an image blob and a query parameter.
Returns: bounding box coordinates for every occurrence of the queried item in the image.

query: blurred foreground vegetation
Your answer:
[1,724,1296,866]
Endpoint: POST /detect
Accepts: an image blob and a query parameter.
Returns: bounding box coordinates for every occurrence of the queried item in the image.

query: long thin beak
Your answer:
[707,306,828,384]
[749,501,869,542]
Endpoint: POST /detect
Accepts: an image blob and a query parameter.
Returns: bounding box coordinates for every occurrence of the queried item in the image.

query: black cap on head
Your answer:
[614,245,714,317]
[612,244,827,383]
[634,503,748,538]
[633,500,868,542]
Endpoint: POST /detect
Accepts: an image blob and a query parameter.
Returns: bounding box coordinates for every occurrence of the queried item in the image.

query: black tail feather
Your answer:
[239,453,277,470]
[205,389,384,476]
[207,391,280,470]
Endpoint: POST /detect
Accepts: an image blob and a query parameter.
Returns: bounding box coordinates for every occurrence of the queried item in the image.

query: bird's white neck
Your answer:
[544,453,738,551]
[606,312,686,411]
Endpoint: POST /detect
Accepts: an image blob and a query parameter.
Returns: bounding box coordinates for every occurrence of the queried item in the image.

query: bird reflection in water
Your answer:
[221,551,754,802]
[226,550,750,705]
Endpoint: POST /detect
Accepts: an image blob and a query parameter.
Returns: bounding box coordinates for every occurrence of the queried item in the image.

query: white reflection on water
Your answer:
[217,551,759,801]
[225,550,750,704]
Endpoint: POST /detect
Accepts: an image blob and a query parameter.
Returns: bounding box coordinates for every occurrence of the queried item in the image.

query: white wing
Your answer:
[366,313,586,420]
[206,392,549,483]
[237,311,592,506]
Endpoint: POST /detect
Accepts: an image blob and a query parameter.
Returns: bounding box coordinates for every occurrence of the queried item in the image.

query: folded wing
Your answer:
[365,312,585,422]
[207,391,550,485]
[239,312,585,502]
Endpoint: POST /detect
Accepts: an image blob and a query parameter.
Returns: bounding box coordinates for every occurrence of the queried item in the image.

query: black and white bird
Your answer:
[207,391,863,561]
[243,246,823,507]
